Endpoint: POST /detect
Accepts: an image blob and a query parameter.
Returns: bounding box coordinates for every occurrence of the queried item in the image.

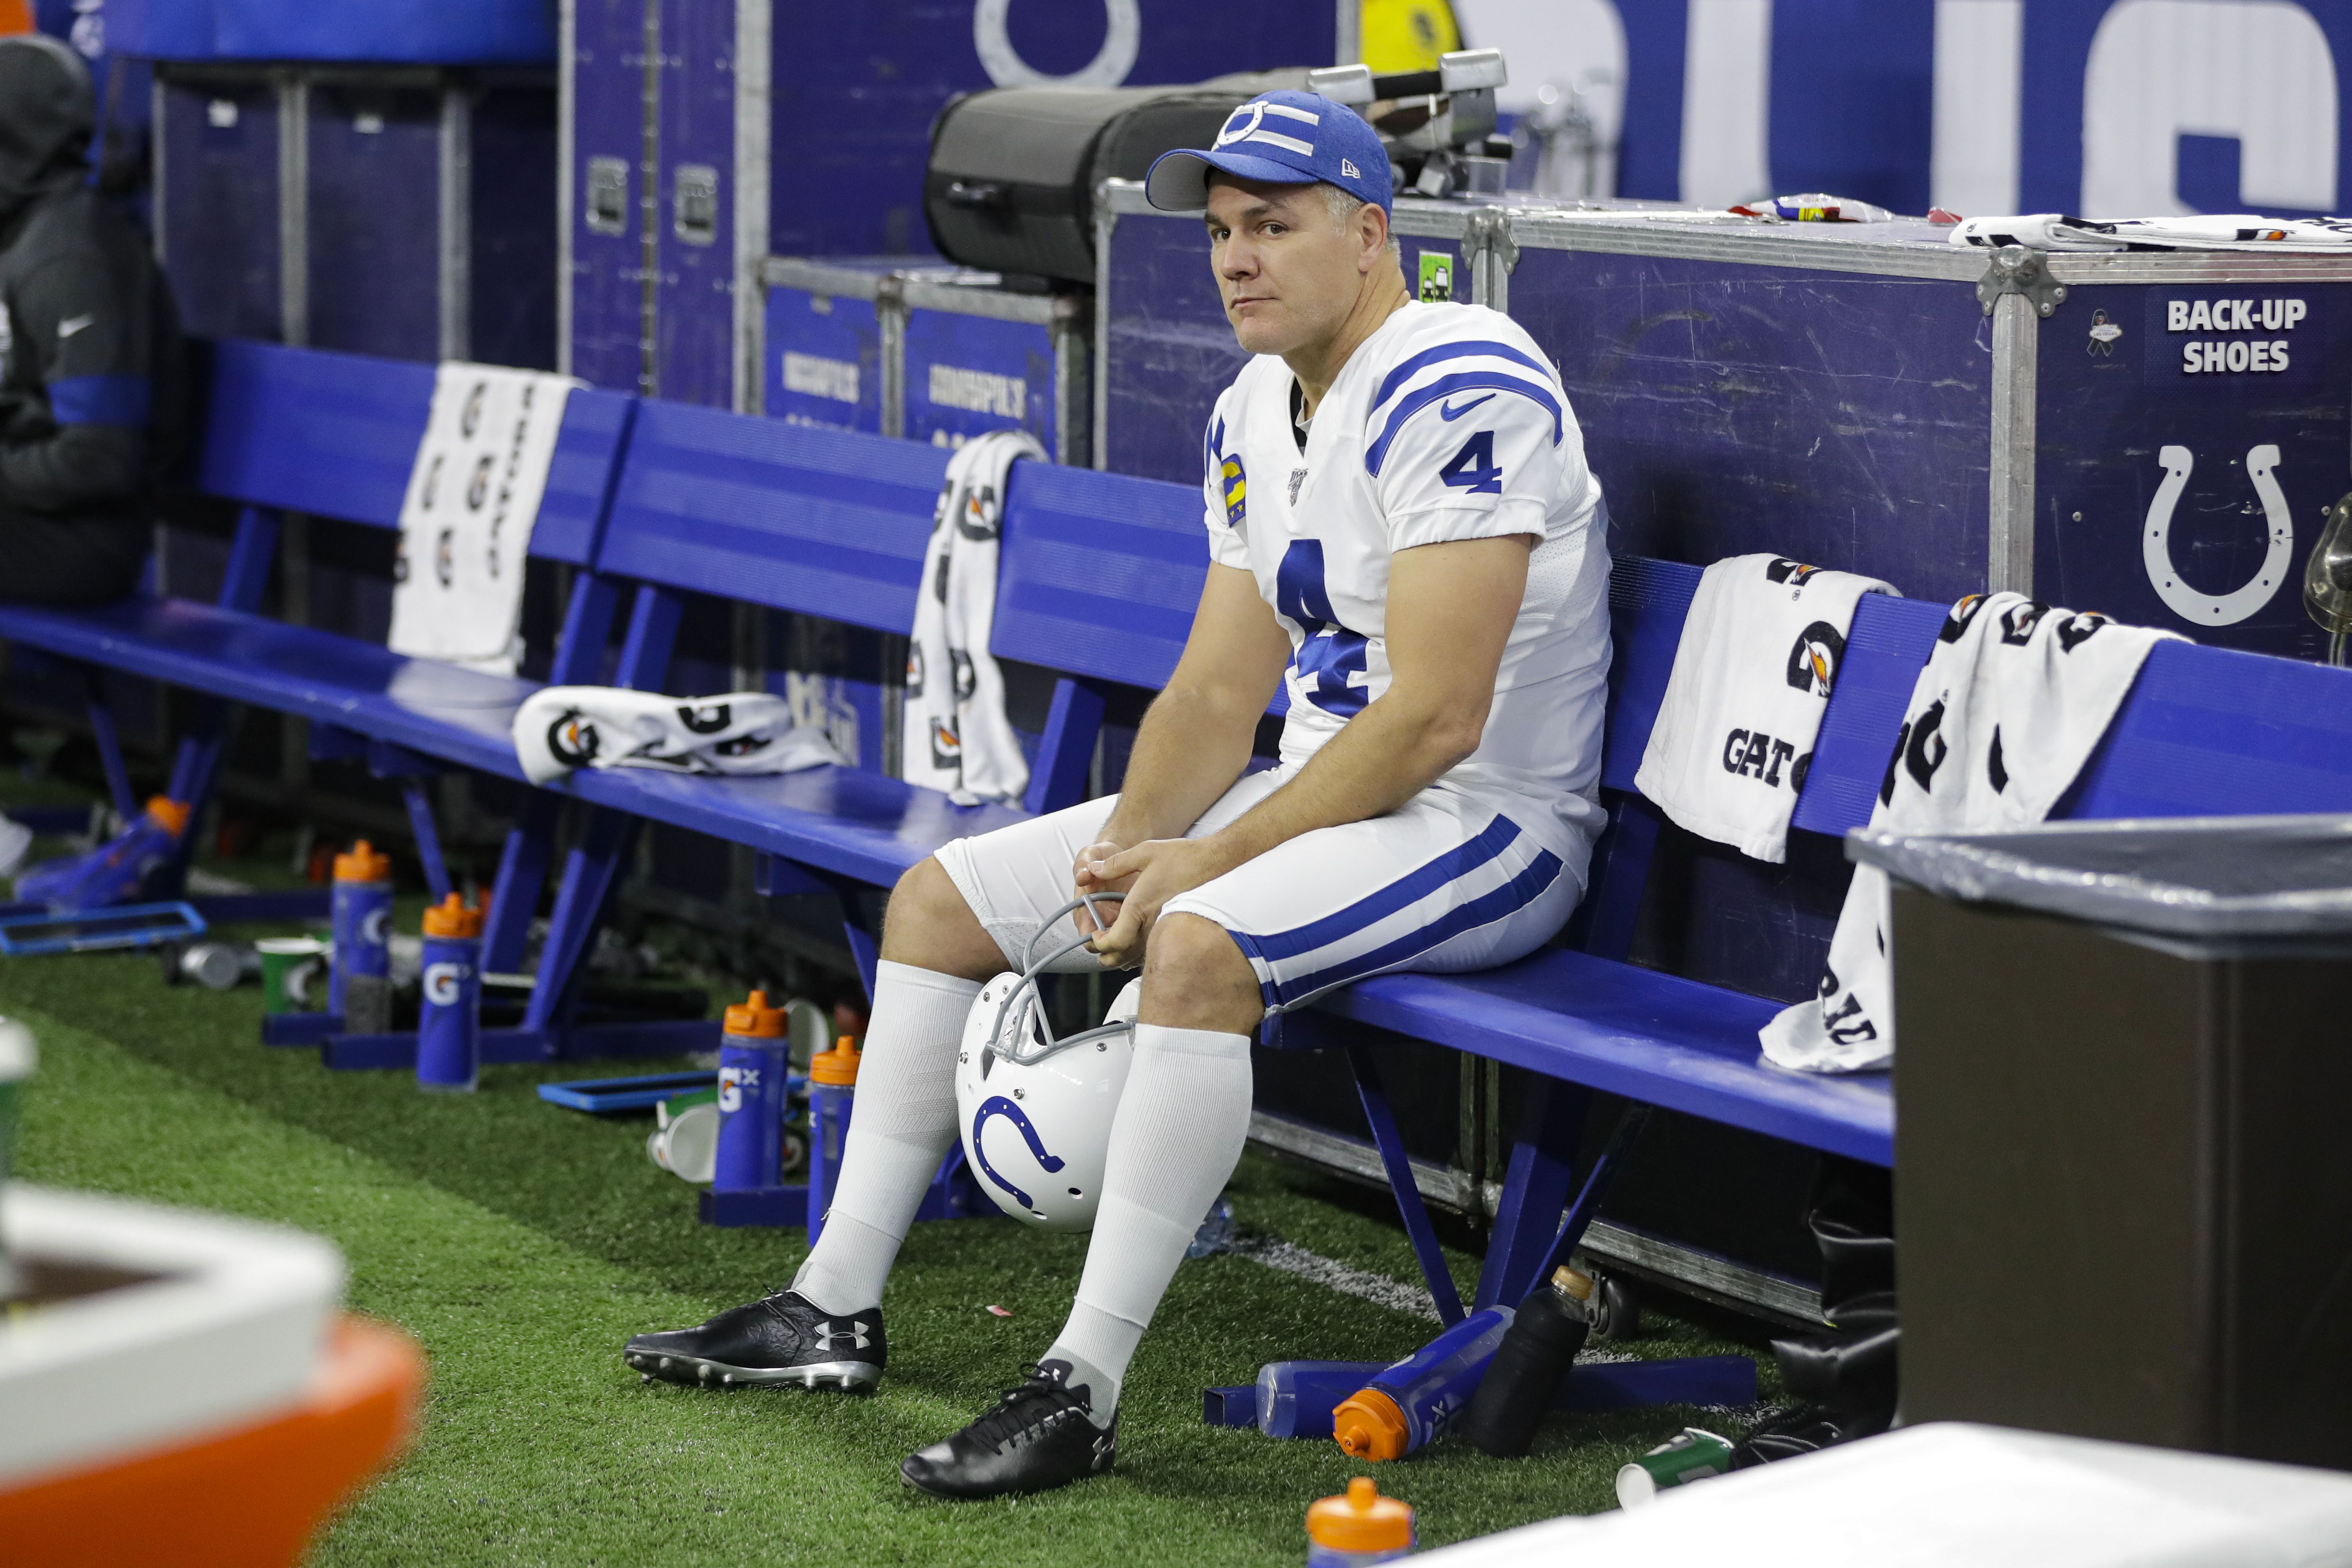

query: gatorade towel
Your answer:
[388,362,580,677]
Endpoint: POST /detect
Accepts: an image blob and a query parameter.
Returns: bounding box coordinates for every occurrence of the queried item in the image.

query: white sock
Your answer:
[1045,1023,1253,1422]
[791,960,980,1315]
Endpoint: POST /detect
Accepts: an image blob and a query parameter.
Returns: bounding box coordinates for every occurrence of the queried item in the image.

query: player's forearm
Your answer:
[1205,686,1484,864]
[1101,681,1263,844]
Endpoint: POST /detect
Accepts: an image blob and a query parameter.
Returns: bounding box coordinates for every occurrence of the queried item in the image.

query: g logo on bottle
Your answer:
[423,961,471,1007]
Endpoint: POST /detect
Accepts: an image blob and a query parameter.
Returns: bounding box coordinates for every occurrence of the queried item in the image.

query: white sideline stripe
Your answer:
[1222,1235,1638,1364]
[1229,1236,1441,1321]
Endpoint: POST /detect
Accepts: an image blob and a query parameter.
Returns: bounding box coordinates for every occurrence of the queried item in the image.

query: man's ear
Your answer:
[1359,201,1391,272]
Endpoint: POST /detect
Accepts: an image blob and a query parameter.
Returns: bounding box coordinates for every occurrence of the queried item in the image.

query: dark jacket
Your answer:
[0,34,186,531]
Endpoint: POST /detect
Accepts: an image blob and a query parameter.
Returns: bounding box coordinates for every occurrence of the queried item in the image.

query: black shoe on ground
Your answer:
[622,1290,883,1391]
[899,1360,1117,1499]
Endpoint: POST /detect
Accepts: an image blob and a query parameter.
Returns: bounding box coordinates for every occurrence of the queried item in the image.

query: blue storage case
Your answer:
[763,258,892,435]
[572,0,1342,412]
[561,0,646,391]
[159,63,555,367]
[650,0,734,406]
[105,0,217,60]
[302,70,558,368]
[1098,182,2352,659]
[155,67,285,342]
[900,272,1087,463]
[763,259,1089,464]
[214,0,555,64]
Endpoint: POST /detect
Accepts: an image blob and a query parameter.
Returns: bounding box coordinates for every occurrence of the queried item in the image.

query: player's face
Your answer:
[1204,178,1366,357]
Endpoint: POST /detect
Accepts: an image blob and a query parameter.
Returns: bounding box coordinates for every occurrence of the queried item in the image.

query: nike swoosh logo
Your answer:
[57,315,93,339]
[1439,393,1494,421]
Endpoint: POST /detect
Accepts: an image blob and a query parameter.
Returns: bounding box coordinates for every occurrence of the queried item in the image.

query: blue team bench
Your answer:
[12,338,2352,1347]
[1310,558,2352,1324]
[0,339,693,1062]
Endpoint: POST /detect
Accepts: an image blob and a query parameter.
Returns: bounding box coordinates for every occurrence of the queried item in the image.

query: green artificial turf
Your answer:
[3,928,1781,1565]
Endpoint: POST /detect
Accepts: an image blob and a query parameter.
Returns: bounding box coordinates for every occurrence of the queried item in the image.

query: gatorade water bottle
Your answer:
[1257,1361,1385,1440]
[415,894,485,1093]
[805,1033,861,1244]
[713,991,789,1192]
[328,841,393,1019]
[17,796,189,911]
[1331,1307,1516,1461]
[1457,1265,1597,1457]
[1306,1477,1414,1565]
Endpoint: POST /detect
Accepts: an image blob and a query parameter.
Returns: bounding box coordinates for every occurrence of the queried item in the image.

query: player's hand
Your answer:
[1070,838,1138,935]
[1081,838,1233,969]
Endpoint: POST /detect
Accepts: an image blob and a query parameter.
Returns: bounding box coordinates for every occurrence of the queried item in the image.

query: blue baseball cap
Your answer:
[1145,90,1391,215]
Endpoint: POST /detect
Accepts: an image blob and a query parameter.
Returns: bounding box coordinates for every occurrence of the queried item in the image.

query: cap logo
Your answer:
[1340,158,1360,178]
[1215,103,1267,148]
[1214,97,1320,158]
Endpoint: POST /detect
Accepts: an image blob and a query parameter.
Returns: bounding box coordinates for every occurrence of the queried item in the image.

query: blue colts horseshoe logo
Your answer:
[971,1095,1065,1210]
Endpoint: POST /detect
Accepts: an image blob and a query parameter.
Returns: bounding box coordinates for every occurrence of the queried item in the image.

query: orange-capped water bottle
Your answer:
[806,1033,861,1244]
[1307,1477,1414,1565]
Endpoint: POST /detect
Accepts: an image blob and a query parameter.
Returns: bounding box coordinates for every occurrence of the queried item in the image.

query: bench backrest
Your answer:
[594,399,946,631]
[994,460,1209,691]
[1600,559,2352,886]
[192,338,633,569]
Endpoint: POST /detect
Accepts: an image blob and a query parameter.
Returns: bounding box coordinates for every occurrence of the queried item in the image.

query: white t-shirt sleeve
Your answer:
[1199,389,1252,570]
[1368,371,1585,552]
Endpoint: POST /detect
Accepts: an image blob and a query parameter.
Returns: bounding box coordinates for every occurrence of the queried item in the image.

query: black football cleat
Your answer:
[622,1290,883,1391]
[900,1361,1117,1500]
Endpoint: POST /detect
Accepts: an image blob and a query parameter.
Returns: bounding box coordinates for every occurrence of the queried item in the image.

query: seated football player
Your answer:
[0,35,187,607]
[622,89,1614,1500]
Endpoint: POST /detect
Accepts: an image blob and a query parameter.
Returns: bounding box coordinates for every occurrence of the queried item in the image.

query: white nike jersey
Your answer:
[1199,300,1612,864]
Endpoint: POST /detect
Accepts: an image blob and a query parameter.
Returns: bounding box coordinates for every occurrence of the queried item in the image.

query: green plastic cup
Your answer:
[256,937,329,1015]
[1616,1427,1735,1508]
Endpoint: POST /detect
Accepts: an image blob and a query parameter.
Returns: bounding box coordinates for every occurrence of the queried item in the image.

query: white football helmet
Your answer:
[955,895,1140,1231]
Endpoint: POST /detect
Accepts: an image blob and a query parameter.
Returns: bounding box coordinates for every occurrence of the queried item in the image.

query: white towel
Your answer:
[1950,213,2352,253]
[903,429,1041,806]
[388,363,579,677]
[1760,594,2181,1074]
[512,687,846,787]
[1635,554,1897,864]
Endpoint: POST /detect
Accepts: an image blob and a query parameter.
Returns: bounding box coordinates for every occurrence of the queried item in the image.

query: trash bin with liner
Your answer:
[1863,814,2352,1468]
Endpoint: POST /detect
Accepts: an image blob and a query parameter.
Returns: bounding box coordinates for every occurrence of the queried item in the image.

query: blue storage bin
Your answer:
[213,0,555,64]
[105,0,217,60]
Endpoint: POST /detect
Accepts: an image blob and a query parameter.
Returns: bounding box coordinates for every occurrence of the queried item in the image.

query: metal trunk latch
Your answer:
[1976,244,2065,318]
[1461,208,1521,279]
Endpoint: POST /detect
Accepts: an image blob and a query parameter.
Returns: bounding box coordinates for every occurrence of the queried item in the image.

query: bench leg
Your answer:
[1475,1079,1592,1311]
[1535,1102,1654,1290]
[523,807,640,1042]
[399,780,453,904]
[1347,1042,1466,1327]
[840,904,880,1002]
[77,668,139,823]
[483,794,558,974]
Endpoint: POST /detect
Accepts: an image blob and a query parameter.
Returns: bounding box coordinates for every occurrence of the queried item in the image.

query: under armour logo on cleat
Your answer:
[830,1321,873,1350]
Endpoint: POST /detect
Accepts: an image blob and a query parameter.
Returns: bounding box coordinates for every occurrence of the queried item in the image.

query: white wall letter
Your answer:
[1931,0,2025,215]
[2083,0,2338,216]
[1681,0,1774,205]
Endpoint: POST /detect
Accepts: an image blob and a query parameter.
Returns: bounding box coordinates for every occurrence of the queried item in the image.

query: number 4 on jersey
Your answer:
[1439,429,1503,495]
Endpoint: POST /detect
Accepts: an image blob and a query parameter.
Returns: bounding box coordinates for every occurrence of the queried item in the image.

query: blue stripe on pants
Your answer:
[1233,845,1567,1015]
[1242,813,1523,964]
